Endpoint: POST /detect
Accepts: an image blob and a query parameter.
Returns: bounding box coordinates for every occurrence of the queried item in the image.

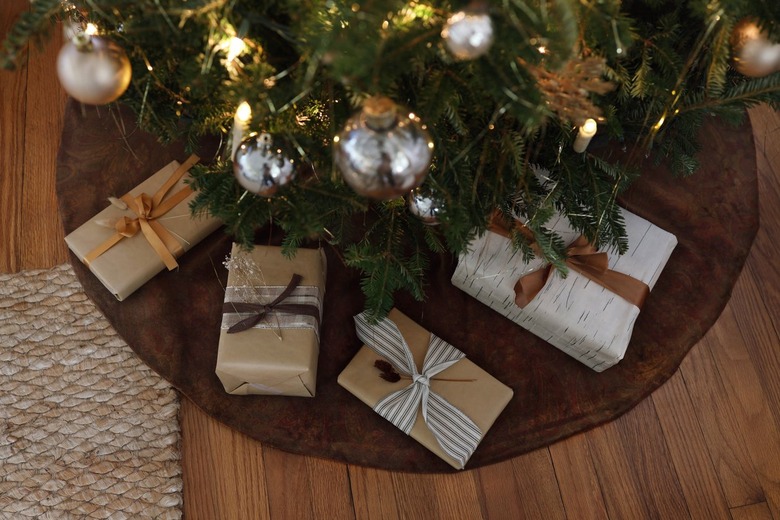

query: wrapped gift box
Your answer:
[64,156,222,301]
[338,308,513,470]
[216,244,327,397]
[451,208,677,371]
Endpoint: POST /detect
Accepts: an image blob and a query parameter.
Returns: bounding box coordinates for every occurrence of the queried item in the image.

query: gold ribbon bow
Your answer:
[83,155,200,270]
[487,211,650,309]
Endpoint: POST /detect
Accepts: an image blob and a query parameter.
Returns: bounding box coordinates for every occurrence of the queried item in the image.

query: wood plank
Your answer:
[349,466,402,520]
[586,419,651,519]
[263,447,318,519]
[616,397,690,517]
[651,369,731,518]
[549,434,608,520]
[507,449,566,519]
[476,453,566,520]
[391,471,482,520]
[305,457,355,520]
[735,263,780,430]
[680,333,764,508]
[474,460,528,519]
[20,20,68,270]
[262,447,354,520]
[731,501,773,520]
[706,301,780,517]
[587,398,689,518]
[179,398,271,520]
[744,106,780,427]
[0,0,29,273]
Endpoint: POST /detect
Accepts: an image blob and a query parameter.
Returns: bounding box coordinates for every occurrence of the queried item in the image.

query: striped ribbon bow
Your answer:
[354,313,482,469]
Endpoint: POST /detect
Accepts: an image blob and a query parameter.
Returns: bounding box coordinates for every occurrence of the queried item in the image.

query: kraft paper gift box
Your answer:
[216,244,327,397]
[64,156,222,301]
[451,208,677,372]
[338,308,514,470]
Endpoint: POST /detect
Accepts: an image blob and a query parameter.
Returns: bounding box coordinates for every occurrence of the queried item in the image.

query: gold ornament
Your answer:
[56,35,132,105]
[731,19,780,78]
[523,54,614,127]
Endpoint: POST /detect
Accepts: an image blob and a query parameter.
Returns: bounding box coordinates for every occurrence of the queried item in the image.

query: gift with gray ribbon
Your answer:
[216,244,326,397]
[338,308,513,470]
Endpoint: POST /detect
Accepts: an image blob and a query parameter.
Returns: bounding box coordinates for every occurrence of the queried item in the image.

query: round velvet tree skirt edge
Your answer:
[56,101,758,472]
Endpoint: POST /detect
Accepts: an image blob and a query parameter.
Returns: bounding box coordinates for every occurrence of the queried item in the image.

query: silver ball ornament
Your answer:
[408,188,442,225]
[233,133,296,196]
[334,96,434,200]
[442,11,494,60]
[731,19,780,77]
[56,36,132,105]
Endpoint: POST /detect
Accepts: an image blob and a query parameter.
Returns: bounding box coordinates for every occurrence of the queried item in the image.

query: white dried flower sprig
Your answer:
[224,250,268,292]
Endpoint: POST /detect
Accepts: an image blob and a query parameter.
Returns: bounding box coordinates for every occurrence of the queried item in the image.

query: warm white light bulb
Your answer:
[235,101,252,123]
[232,101,253,159]
[581,118,598,137]
[227,37,247,62]
[84,23,98,36]
[573,118,598,153]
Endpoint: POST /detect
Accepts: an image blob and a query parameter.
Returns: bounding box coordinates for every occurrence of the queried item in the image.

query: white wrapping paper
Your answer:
[451,209,677,371]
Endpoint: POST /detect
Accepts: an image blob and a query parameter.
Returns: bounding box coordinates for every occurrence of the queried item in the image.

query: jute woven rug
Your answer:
[0,264,182,519]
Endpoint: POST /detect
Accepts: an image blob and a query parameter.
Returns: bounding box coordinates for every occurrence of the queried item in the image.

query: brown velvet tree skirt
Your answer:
[56,101,758,472]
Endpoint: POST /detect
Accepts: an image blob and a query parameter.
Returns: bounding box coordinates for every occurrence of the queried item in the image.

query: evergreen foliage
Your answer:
[3,0,780,318]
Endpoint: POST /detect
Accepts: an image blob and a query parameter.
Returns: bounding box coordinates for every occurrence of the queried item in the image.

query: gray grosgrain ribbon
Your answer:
[223,274,320,334]
[354,312,482,469]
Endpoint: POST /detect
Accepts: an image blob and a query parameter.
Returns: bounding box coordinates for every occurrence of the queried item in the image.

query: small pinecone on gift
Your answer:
[374,360,401,382]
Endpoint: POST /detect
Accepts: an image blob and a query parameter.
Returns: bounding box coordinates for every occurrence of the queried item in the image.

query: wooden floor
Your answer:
[3,4,780,518]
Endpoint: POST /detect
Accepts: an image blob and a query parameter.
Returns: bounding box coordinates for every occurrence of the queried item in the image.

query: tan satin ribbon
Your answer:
[487,211,649,309]
[83,155,200,270]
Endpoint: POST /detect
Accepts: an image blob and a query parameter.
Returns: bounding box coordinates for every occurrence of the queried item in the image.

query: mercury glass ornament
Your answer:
[334,96,434,200]
[56,36,132,105]
[233,133,296,196]
[441,10,494,60]
[731,19,780,77]
[407,188,442,225]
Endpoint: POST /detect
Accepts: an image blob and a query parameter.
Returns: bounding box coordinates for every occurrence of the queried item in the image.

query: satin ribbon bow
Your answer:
[223,274,321,334]
[83,155,201,270]
[488,211,649,309]
[354,312,482,469]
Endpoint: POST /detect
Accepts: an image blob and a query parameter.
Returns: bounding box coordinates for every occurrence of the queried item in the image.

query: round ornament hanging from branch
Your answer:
[441,7,494,60]
[731,19,780,77]
[334,96,434,200]
[233,133,297,197]
[407,187,442,225]
[56,25,131,105]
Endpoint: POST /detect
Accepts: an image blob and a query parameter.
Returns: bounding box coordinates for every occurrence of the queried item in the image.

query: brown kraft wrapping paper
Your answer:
[216,244,327,397]
[338,308,514,469]
[64,159,222,301]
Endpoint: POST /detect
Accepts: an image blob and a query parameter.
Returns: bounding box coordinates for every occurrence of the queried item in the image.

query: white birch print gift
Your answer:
[451,209,677,371]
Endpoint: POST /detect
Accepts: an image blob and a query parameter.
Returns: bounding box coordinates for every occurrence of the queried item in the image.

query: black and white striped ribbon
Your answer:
[354,312,482,469]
